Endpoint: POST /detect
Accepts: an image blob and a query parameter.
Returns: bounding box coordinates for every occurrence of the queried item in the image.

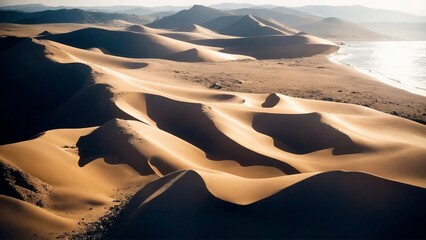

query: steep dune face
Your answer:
[147,5,233,29]
[115,170,426,239]
[252,112,371,155]
[39,27,253,61]
[39,83,135,130]
[219,15,287,37]
[0,37,92,144]
[196,34,339,59]
[39,27,197,58]
[218,15,299,37]
[174,24,217,35]
[0,24,425,239]
[201,15,242,31]
[39,26,338,61]
[254,16,300,35]
[0,126,153,238]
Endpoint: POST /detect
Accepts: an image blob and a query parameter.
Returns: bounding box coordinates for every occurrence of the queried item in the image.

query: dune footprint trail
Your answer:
[0,25,425,239]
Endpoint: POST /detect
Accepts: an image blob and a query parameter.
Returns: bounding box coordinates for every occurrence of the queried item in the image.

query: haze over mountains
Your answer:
[0,17,425,240]
[1,3,425,40]
[295,5,426,23]
[296,17,385,40]
[0,9,151,24]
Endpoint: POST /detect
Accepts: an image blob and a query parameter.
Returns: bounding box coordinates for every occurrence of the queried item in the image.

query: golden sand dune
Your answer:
[39,27,253,61]
[37,25,338,60]
[194,34,339,58]
[116,170,425,239]
[0,24,425,239]
[219,15,297,36]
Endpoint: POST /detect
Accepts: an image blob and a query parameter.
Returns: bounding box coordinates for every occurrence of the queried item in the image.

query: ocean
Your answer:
[330,41,426,97]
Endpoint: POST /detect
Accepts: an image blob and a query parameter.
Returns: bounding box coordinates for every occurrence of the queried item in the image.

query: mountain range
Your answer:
[1,3,425,40]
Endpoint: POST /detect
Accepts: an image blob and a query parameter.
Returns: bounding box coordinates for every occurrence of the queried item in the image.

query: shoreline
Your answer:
[328,52,426,98]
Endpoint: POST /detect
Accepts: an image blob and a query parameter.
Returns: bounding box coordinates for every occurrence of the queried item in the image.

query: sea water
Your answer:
[330,41,426,97]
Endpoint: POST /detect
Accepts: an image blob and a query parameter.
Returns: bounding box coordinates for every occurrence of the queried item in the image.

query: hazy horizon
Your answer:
[1,0,425,16]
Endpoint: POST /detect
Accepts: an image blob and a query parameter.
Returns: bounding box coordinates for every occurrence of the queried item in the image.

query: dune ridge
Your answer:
[114,170,426,239]
[38,26,338,60]
[0,23,425,239]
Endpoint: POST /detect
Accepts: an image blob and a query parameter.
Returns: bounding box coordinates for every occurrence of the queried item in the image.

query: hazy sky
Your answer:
[1,0,425,16]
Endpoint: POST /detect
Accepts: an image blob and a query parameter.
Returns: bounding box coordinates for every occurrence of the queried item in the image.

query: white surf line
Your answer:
[328,53,426,97]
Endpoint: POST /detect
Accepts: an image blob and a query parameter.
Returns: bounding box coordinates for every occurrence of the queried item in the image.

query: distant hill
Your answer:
[230,7,321,27]
[0,3,55,12]
[0,9,151,24]
[112,7,154,16]
[220,15,286,37]
[0,4,187,15]
[295,5,426,23]
[0,10,38,23]
[208,3,257,10]
[296,17,386,40]
[361,22,426,40]
[145,11,177,20]
[213,15,299,37]
[147,5,233,29]
[200,15,242,32]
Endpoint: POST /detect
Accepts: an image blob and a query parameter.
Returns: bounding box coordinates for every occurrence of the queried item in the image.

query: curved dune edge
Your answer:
[0,24,425,239]
[37,26,338,61]
[0,195,76,239]
[115,170,426,239]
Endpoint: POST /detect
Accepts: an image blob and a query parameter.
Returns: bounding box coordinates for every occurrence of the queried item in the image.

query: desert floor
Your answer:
[157,56,426,124]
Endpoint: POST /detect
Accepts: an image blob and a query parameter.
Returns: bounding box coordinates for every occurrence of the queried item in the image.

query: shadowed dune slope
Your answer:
[115,170,426,239]
[39,27,197,58]
[200,15,243,31]
[252,112,372,155]
[0,37,92,144]
[147,5,233,29]
[230,7,322,27]
[218,15,299,37]
[195,34,339,58]
[0,25,425,239]
[39,83,135,130]
[219,15,288,37]
[38,26,338,61]
[39,27,252,61]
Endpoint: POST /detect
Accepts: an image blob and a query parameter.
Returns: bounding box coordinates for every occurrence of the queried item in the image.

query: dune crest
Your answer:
[0,21,425,239]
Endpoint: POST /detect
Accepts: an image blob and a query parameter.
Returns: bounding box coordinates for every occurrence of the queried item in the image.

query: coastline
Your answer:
[328,41,426,97]
[328,51,426,97]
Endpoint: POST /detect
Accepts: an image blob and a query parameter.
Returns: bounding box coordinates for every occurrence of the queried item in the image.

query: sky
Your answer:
[1,0,425,16]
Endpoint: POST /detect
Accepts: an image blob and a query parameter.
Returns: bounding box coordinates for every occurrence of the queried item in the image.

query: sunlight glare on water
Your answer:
[331,41,426,96]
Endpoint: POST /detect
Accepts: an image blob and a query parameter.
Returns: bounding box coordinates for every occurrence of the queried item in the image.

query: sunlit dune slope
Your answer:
[0,23,425,239]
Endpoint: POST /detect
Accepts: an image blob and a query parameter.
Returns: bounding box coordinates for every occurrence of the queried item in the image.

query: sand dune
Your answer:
[0,37,92,144]
[37,26,338,61]
[0,23,425,239]
[219,15,289,36]
[296,17,386,40]
[217,15,300,37]
[147,5,233,29]
[115,170,426,239]
[39,27,252,61]
[196,34,339,58]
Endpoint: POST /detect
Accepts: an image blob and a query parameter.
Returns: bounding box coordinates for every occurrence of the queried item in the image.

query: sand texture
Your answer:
[0,23,425,239]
